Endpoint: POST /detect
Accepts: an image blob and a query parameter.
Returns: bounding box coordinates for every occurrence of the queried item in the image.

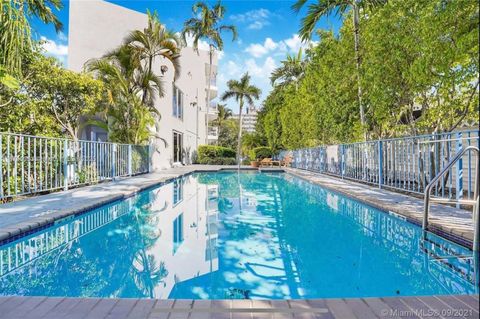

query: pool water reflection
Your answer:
[0,171,477,299]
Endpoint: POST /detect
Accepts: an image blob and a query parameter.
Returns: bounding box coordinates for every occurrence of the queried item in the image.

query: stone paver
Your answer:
[0,295,478,318]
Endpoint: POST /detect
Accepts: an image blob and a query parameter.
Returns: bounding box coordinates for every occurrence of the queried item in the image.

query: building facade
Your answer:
[68,0,218,170]
[233,106,258,133]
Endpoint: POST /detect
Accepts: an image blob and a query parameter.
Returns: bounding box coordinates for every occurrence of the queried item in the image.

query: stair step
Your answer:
[420,233,475,284]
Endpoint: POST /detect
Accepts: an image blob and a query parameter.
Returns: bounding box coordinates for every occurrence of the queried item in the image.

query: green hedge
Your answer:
[249,146,273,160]
[198,157,236,165]
[198,145,236,161]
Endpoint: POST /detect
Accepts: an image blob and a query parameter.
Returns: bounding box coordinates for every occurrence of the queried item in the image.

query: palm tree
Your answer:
[86,46,162,144]
[270,48,306,89]
[211,103,232,143]
[123,11,184,105]
[292,0,385,140]
[181,1,237,144]
[221,73,261,165]
[0,0,63,76]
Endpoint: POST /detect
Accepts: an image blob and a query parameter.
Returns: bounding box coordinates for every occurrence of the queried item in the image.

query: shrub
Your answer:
[198,157,236,165]
[198,145,236,161]
[249,146,273,160]
[241,158,251,165]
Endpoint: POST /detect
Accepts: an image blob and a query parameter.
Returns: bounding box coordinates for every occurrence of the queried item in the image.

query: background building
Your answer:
[233,106,258,133]
[68,0,218,170]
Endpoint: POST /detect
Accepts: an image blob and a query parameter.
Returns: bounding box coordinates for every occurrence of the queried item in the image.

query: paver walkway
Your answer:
[0,295,478,319]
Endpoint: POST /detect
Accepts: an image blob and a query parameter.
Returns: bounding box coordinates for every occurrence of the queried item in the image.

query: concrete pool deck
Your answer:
[0,295,478,319]
[0,165,475,248]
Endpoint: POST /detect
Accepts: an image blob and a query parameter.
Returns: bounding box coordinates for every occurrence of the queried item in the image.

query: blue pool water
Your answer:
[0,172,477,299]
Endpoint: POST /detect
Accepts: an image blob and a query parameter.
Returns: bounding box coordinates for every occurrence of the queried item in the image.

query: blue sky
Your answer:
[32,0,341,112]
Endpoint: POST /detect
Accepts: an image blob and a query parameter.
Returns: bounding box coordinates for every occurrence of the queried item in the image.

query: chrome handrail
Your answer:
[423,146,479,252]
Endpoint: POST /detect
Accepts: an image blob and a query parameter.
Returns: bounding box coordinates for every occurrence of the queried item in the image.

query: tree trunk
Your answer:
[353,3,367,141]
[237,99,244,167]
[141,56,154,105]
[205,44,214,144]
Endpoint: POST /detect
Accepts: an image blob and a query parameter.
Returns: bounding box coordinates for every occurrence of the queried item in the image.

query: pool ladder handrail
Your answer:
[422,145,479,253]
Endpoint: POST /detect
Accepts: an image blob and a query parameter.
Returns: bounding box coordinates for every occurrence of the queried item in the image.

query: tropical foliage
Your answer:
[221,73,261,163]
[197,145,236,164]
[249,146,273,161]
[28,55,104,141]
[0,0,67,135]
[270,49,306,89]
[210,103,232,139]
[293,0,386,139]
[258,0,479,150]
[217,118,239,150]
[0,0,63,77]
[1,46,103,137]
[87,13,183,144]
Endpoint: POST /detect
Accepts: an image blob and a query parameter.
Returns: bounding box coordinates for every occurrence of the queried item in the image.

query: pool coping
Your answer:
[0,165,474,250]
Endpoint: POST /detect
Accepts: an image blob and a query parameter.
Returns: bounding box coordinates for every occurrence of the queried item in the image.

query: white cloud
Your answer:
[230,9,274,30]
[244,37,277,58]
[184,33,210,51]
[283,34,313,53]
[40,36,68,64]
[58,32,68,42]
[245,57,276,77]
[264,38,278,50]
[244,34,316,58]
[224,60,242,78]
[184,33,225,60]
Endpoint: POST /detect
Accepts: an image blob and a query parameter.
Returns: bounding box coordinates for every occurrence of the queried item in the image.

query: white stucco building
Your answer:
[68,0,218,170]
[234,106,258,133]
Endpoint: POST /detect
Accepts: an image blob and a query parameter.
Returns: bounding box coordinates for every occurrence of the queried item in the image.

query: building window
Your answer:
[173,213,184,254]
[173,84,183,119]
[173,179,183,205]
[173,131,183,163]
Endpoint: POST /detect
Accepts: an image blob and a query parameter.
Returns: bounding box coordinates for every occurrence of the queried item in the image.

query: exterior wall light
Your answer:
[160,65,168,75]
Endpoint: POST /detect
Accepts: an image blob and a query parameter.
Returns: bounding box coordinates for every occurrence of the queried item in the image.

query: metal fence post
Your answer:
[112,144,117,179]
[63,140,68,191]
[378,140,383,189]
[456,132,463,208]
[148,143,152,173]
[128,145,132,176]
[341,145,345,178]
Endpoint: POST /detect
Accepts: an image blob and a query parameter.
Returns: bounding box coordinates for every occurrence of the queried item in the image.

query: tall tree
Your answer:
[292,0,385,140]
[270,48,306,89]
[123,11,183,105]
[181,1,237,144]
[221,73,261,165]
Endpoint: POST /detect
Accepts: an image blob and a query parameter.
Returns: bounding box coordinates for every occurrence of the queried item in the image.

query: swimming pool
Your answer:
[0,171,477,299]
